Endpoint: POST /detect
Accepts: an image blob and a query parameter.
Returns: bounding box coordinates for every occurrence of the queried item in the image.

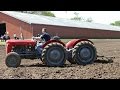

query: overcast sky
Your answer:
[51,11,120,25]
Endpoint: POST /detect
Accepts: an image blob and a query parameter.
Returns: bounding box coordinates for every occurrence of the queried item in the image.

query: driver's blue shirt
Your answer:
[40,32,51,42]
[36,32,51,55]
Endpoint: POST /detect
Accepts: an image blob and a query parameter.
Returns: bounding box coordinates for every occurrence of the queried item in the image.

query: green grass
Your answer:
[62,39,120,43]
[0,41,6,45]
[61,39,72,43]
[0,39,71,46]
[1,39,118,46]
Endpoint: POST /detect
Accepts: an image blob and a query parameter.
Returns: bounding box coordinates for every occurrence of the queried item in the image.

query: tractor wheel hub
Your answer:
[79,48,91,59]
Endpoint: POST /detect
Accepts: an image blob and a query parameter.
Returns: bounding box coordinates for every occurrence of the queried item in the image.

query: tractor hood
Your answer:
[6,39,36,46]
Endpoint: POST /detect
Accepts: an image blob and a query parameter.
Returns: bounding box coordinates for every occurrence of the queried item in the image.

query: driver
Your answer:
[40,28,51,42]
[35,28,51,57]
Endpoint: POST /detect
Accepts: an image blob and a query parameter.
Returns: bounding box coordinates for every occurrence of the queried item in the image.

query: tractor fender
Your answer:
[42,40,65,48]
[66,38,94,49]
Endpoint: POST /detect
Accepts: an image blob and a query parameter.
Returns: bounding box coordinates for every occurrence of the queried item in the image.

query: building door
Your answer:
[0,23,6,37]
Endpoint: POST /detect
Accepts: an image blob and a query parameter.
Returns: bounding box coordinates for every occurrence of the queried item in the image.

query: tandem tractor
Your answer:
[5,36,97,68]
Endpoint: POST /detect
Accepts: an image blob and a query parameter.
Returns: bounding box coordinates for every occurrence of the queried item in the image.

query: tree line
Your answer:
[18,11,120,26]
[18,11,56,17]
[18,11,93,22]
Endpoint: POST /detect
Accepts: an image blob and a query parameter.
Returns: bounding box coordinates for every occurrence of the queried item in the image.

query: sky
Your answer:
[51,11,120,25]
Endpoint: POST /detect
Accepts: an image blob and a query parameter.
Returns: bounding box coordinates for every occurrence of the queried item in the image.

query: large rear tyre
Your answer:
[42,43,66,67]
[72,41,97,65]
[5,52,21,68]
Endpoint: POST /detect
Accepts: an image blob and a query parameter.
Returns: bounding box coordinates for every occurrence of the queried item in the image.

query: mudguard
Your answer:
[66,39,94,49]
[42,40,65,48]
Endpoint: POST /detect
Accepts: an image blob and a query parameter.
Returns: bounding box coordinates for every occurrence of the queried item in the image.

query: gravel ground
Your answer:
[1,39,120,79]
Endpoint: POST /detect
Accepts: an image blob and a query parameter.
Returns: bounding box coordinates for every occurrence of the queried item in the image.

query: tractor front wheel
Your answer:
[5,52,21,68]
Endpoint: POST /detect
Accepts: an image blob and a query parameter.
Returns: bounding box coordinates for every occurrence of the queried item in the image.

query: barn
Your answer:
[0,11,120,39]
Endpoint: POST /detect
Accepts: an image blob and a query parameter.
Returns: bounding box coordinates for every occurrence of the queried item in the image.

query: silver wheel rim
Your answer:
[78,45,94,63]
[8,56,18,66]
[79,47,91,59]
[46,47,64,64]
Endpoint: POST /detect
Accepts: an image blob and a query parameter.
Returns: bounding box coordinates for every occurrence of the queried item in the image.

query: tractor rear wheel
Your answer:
[72,41,97,65]
[5,52,21,68]
[42,43,66,67]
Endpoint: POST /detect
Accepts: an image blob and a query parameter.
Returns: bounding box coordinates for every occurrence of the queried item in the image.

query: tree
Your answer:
[71,12,83,21]
[71,12,93,22]
[41,11,55,17]
[110,21,120,26]
[18,11,37,14]
[85,17,93,22]
[18,11,56,17]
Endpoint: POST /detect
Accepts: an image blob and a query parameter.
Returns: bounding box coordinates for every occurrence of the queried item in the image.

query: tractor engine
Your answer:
[12,45,37,59]
[6,39,38,59]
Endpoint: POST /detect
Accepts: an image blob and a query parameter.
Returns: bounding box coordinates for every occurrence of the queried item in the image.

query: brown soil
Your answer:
[1,39,120,79]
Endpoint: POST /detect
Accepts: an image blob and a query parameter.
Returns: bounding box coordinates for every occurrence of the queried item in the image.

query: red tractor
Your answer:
[5,37,97,68]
